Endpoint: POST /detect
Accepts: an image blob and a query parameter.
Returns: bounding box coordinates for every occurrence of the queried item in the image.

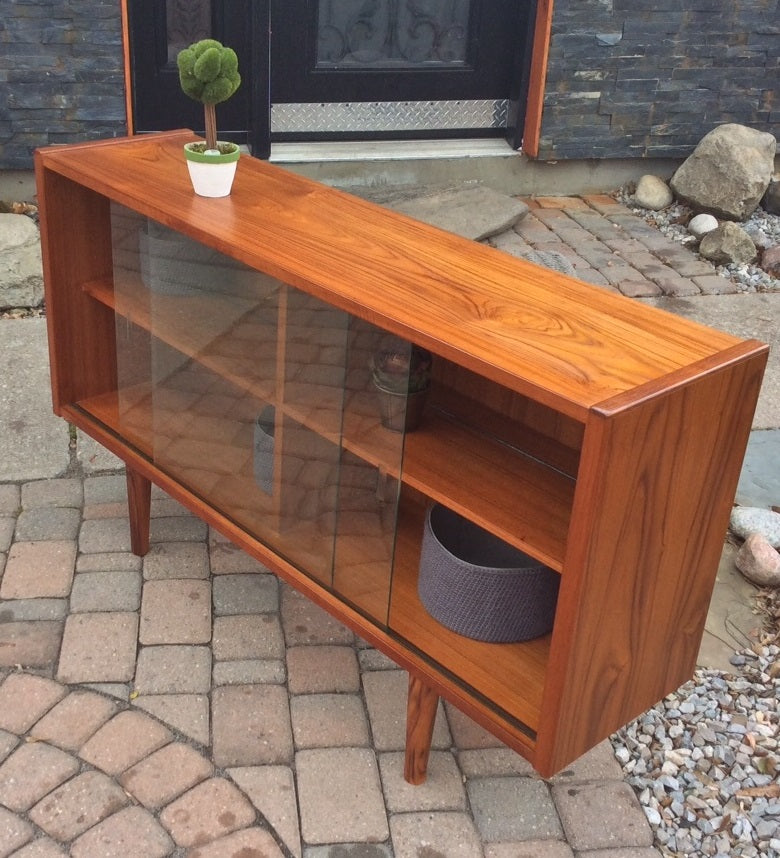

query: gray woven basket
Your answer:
[418,504,559,643]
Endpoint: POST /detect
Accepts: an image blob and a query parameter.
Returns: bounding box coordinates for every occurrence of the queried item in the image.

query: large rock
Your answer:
[0,213,43,308]
[761,245,780,278]
[730,506,780,549]
[762,176,780,215]
[670,124,777,221]
[698,222,757,265]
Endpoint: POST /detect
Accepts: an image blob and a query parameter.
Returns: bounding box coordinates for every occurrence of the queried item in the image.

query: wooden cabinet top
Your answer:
[36,130,763,420]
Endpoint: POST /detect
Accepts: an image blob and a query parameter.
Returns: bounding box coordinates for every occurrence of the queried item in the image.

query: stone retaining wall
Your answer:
[540,0,780,160]
[0,0,126,169]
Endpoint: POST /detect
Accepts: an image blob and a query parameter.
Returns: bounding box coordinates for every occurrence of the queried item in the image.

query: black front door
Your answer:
[128,1,533,155]
[271,0,534,145]
[128,0,267,148]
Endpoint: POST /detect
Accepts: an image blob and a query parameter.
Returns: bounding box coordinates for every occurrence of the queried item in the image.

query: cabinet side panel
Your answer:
[35,163,117,413]
[535,350,766,775]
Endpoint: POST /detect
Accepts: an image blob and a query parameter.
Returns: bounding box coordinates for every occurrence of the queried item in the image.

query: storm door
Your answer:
[127,1,534,154]
[271,0,535,145]
[127,0,267,150]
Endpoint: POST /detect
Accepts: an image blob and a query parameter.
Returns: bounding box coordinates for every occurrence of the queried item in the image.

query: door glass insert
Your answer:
[166,0,212,63]
[316,0,472,67]
[107,203,405,623]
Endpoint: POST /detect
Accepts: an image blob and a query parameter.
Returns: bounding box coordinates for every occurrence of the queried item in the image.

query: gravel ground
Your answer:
[611,590,780,857]
[615,186,780,293]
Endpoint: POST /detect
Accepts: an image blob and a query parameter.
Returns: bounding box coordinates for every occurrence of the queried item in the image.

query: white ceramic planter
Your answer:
[183,142,240,197]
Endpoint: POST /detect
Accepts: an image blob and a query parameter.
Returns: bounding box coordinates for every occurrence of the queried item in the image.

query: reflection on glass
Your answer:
[107,204,405,625]
[317,0,471,67]
[166,0,212,63]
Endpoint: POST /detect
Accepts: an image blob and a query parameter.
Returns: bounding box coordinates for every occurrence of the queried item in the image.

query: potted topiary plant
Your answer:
[370,341,432,432]
[177,38,241,197]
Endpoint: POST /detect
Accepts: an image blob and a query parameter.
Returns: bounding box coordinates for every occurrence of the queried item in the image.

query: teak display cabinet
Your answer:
[35,132,767,780]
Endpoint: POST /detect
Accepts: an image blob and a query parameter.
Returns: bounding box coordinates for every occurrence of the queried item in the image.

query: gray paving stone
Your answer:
[1,540,76,599]
[0,673,66,733]
[445,702,503,750]
[133,694,210,746]
[379,750,466,812]
[0,620,62,669]
[0,318,70,481]
[571,850,662,858]
[549,739,623,784]
[280,583,354,645]
[82,474,128,504]
[28,769,130,842]
[0,729,19,763]
[21,478,83,509]
[212,684,293,767]
[390,811,482,858]
[79,710,173,776]
[77,432,125,474]
[551,781,653,852]
[209,528,272,575]
[0,516,15,551]
[134,645,212,694]
[76,551,142,573]
[149,514,208,543]
[228,765,302,858]
[0,598,69,621]
[297,748,389,845]
[213,658,286,686]
[0,742,80,812]
[0,805,34,856]
[212,573,279,615]
[304,845,392,858]
[457,747,536,778]
[291,694,370,749]
[57,612,138,683]
[139,578,211,645]
[119,742,213,810]
[78,517,133,554]
[70,805,174,858]
[158,777,256,848]
[213,613,284,660]
[0,484,20,515]
[287,645,360,694]
[468,776,563,842]
[362,669,451,751]
[485,842,574,858]
[143,541,210,579]
[70,569,142,612]
[31,690,118,751]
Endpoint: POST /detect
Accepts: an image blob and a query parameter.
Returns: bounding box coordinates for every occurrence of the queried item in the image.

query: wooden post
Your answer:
[126,466,151,556]
[404,673,440,785]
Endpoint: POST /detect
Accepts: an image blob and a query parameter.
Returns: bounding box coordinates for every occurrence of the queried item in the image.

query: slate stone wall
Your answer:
[539,0,780,160]
[0,1,126,170]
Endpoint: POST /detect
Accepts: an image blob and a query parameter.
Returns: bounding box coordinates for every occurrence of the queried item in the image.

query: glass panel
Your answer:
[316,0,471,68]
[166,0,212,63]
[107,204,406,622]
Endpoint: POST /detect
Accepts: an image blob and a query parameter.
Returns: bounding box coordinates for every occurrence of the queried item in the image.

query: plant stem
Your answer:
[204,103,217,150]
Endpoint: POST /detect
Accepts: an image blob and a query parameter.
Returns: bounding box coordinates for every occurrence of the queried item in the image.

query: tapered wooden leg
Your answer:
[404,673,439,785]
[126,466,151,556]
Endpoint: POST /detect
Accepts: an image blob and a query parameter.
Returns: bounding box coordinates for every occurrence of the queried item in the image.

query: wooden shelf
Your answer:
[89,272,573,570]
[389,493,550,735]
[84,276,278,404]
